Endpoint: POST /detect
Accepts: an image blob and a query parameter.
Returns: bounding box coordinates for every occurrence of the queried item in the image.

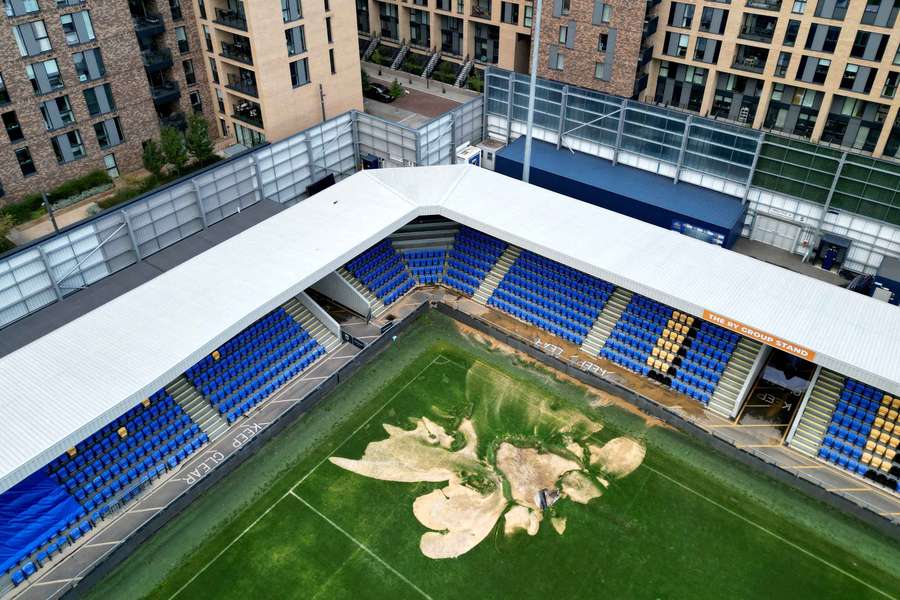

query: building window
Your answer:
[599,4,611,23]
[775,51,791,77]
[190,90,202,113]
[216,87,224,112]
[796,55,831,84]
[60,11,95,46]
[175,27,189,53]
[883,71,899,98]
[219,117,227,137]
[26,59,64,94]
[783,20,800,46]
[328,48,335,74]
[169,0,183,20]
[597,33,608,52]
[83,83,115,116]
[792,0,806,13]
[850,31,888,61]
[93,117,123,149]
[209,57,219,84]
[668,2,694,28]
[183,59,196,85]
[104,153,119,178]
[804,24,840,53]
[203,25,213,52]
[325,16,332,43]
[0,72,10,105]
[197,0,206,19]
[2,111,24,142]
[51,129,85,163]
[15,147,36,176]
[39,95,75,130]
[234,122,265,147]
[814,0,849,20]
[594,61,604,79]
[285,25,306,56]
[289,57,309,87]
[324,0,330,10]
[13,20,52,57]
[500,1,518,24]
[523,5,532,27]
[282,0,302,23]
[550,48,564,70]
[664,32,690,58]
[558,25,567,44]
[4,0,39,17]
[560,0,570,15]
[73,48,105,82]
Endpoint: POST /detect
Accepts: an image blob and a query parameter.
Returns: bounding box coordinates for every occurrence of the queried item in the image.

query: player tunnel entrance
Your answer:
[737,349,817,442]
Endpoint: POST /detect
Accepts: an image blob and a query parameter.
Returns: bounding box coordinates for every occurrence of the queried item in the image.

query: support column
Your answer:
[742,134,764,205]
[813,151,848,239]
[673,115,692,183]
[556,85,568,150]
[38,246,63,302]
[613,98,627,165]
[122,211,142,262]
[190,180,208,229]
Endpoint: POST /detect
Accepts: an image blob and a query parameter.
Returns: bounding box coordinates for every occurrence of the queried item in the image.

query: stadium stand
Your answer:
[600,294,740,406]
[445,226,508,296]
[819,379,900,492]
[1,389,208,588]
[344,240,415,306]
[185,306,327,425]
[488,250,614,344]
[402,248,447,285]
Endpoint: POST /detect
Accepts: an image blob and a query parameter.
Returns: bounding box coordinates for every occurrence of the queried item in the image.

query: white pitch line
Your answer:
[170,355,442,598]
[290,491,432,599]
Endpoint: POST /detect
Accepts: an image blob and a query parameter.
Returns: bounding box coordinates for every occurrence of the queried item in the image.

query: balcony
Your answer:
[133,14,165,39]
[643,15,658,37]
[470,0,491,19]
[745,0,781,10]
[232,101,263,128]
[220,41,253,65]
[159,112,187,131]
[150,80,181,106]
[213,8,247,31]
[225,73,257,97]
[141,48,173,73]
[732,45,768,73]
[739,14,777,43]
[639,45,653,67]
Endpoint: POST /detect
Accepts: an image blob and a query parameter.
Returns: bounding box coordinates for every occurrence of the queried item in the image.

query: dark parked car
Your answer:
[364,82,395,103]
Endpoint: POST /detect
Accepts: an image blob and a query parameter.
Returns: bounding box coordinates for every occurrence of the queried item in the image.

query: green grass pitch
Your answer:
[89,313,900,600]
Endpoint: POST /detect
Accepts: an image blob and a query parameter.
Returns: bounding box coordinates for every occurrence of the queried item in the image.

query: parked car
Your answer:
[364,82,395,103]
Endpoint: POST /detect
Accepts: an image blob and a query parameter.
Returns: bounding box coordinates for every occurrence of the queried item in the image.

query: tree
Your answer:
[142,139,165,179]
[0,213,15,252]
[389,79,403,99]
[160,126,188,175]
[361,69,371,92]
[185,114,215,165]
[370,49,384,66]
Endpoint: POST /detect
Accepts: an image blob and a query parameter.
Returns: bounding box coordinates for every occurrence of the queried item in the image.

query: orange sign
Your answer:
[702,310,816,360]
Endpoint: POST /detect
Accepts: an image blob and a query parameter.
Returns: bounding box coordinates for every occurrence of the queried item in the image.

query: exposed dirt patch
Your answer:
[551,516,567,535]
[503,504,541,536]
[495,443,581,510]
[589,438,646,478]
[413,477,507,559]
[329,417,479,483]
[560,471,604,504]
[566,441,585,462]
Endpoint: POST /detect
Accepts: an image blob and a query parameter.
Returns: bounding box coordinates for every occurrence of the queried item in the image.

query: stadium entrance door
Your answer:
[736,349,817,441]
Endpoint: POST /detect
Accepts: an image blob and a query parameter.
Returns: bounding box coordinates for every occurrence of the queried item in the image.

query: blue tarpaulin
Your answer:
[0,470,81,574]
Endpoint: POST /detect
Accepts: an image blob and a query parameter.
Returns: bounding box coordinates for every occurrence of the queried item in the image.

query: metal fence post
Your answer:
[38,246,63,301]
[673,115,692,183]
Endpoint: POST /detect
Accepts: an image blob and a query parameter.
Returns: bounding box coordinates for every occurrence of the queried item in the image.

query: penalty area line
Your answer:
[290,491,433,600]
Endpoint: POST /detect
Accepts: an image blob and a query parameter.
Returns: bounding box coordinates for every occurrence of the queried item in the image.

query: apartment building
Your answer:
[197,0,363,146]
[645,0,900,158]
[357,0,534,79]
[537,0,655,98]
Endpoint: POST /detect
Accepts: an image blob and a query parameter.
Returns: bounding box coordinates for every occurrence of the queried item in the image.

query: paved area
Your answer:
[733,238,849,286]
[362,62,479,105]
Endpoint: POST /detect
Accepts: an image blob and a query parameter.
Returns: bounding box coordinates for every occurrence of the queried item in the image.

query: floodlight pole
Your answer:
[521,0,543,184]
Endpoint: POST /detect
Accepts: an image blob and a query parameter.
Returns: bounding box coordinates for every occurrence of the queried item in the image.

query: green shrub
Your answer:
[389,79,403,99]
[467,76,484,93]
[47,170,111,203]
[1,194,45,225]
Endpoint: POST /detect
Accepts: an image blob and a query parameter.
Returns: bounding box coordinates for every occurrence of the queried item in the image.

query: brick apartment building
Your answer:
[0,0,214,204]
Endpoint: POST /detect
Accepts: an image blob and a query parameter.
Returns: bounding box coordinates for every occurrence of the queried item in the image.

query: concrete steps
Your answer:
[337,267,386,319]
[167,375,229,441]
[789,369,844,457]
[474,245,520,304]
[580,287,632,355]
[284,297,341,352]
[707,337,764,418]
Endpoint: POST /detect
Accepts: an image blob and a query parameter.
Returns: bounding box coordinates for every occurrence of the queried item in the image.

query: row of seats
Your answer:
[491,287,590,340]
[444,227,506,297]
[345,240,414,305]
[487,296,584,344]
[502,271,605,312]
[516,251,612,297]
[404,248,447,285]
[818,378,900,494]
[496,278,596,328]
[599,346,651,377]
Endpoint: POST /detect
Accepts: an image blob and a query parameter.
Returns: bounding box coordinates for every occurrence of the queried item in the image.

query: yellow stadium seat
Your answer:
[875,417,885,429]
[892,398,900,410]
[661,364,670,374]
[676,334,685,345]
[667,320,675,330]
[67,447,77,458]
[662,329,671,339]
[212,350,221,361]
[875,444,887,456]
[142,398,151,408]
[879,433,890,445]
[885,449,896,462]
[670,332,679,341]
[679,314,688,324]
[880,461,892,472]
[652,347,661,358]
[117,427,128,439]
[871,457,882,469]
[869,428,881,440]
[882,394,893,406]
[885,422,895,434]
[672,343,681,354]
[664,341,673,351]
[646,356,655,367]
[888,410,898,421]
[878,406,889,417]
[686,316,694,326]
[866,440,876,452]
[672,311,681,321]
[667,352,676,362]
[657,338,665,347]
[890,437,899,449]
[861,452,872,465]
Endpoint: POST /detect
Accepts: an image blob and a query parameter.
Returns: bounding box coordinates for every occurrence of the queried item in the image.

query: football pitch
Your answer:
[89,313,900,600]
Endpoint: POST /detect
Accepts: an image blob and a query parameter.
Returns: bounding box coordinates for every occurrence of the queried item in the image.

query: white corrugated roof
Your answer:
[0,165,897,493]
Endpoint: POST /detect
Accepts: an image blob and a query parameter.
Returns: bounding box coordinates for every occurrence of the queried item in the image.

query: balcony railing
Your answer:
[133,14,165,38]
[739,24,776,43]
[232,103,263,128]
[220,42,253,65]
[150,81,181,105]
[213,8,247,31]
[225,77,258,97]
[141,48,173,72]
[745,0,781,10]
[732,55,766,73]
